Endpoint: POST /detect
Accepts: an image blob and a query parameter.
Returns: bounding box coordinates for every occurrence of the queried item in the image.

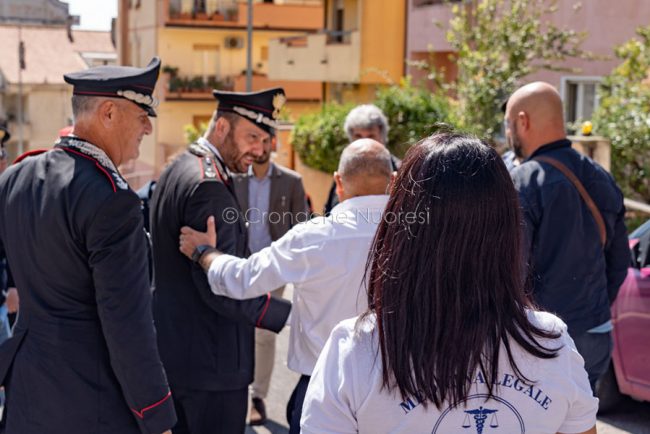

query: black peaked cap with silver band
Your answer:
[64,57,161,117]
[212,87,286,135]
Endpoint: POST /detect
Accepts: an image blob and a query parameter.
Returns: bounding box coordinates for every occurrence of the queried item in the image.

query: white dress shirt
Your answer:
[207,194,389,375]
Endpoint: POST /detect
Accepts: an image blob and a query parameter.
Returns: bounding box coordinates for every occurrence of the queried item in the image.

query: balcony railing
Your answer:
[278,29,354,48]
[164,74,235,99]
[269,30,361,83]
[161,71,320,101]
[166,0,323,30]
[168,0,239,22]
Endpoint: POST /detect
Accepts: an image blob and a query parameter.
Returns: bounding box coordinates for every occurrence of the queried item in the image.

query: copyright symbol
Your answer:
[222,207,238,224]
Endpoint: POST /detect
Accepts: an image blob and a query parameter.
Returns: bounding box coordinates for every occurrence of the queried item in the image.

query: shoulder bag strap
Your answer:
[533,155,607,247]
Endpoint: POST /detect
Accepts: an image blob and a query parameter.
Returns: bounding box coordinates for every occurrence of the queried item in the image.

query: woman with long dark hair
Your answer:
[301,133,597,433]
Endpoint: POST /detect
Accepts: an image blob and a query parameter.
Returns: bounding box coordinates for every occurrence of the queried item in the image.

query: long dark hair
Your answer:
[365,132,560,409]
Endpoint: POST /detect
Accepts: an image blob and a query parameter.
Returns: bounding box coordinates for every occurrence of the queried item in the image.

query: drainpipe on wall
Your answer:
[246,0,253,92]
[403,0,408,77]
[17,25,24,155]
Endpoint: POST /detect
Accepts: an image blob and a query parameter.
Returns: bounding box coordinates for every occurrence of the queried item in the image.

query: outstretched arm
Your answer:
[180,215,315,301]
[183,183,290,332]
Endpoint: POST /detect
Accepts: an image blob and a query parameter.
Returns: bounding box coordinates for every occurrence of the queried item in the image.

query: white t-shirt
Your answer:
[301,311,598,434]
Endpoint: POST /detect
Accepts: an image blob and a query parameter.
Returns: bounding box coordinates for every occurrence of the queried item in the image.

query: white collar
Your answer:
[197,137,224,161]
[197,136,230,176]
[55,135,129,190]
[330,195,390,216]
[57,135,119,174]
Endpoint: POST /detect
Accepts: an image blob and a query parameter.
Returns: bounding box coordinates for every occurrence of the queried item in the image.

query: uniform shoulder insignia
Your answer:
[13,149,48,164]
[188,142,227,183]
[104,166,130,192]
[201,156,217,180]
[188,143,208,157]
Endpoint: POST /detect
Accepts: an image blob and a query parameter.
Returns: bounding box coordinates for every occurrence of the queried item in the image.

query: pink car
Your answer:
[597,219,650,411]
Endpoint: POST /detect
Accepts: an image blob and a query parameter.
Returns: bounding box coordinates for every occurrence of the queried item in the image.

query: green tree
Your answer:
[291,80,456,173]
[183,122,208,144]
[375,78,457,158]
[593,26,650,203]
[291,103,353,174]
[443,0,590,140]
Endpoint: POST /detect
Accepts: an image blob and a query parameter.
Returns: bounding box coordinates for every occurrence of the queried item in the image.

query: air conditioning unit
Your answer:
[224,36,244,49]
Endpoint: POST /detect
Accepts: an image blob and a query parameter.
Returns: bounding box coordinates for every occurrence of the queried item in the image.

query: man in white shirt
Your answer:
[178,139,393,434]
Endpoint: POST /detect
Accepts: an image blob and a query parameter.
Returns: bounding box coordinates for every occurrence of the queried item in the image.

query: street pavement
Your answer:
[247,288,650,434]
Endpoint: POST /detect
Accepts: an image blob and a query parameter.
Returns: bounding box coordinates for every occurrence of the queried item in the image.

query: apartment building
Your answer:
[117,0,324,180]
[408,0,650,124]
[0,0,115,161]
[268,0,407,103]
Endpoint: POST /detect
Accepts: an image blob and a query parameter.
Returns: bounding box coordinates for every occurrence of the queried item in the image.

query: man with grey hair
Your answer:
[0,58,176,434]
[344,104,390,143]
[323,104,400,214]
[178,139,394,434]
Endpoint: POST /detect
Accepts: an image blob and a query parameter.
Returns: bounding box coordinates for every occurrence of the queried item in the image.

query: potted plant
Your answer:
[193,6,208,20]
[169,76,184,94]
[224,6,238,21]
[211,11,225,21]
[206,75,220,90]
[162,65,179,77]
[189,76,206,93]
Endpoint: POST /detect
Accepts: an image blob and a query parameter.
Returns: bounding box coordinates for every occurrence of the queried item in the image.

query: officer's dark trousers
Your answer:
[172,387,247,434]
[286,375,311,434]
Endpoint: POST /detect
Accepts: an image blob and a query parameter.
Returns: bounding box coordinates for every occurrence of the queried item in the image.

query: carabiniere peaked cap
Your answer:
[212,87,286,135]
[64,57,161,117]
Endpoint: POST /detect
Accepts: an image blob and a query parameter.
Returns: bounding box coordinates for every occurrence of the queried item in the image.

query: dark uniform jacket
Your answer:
[150,141,291,392]
[0,257,7,306]
[233,162,309,242]
[511,139,630,335]
[0,137,176,434]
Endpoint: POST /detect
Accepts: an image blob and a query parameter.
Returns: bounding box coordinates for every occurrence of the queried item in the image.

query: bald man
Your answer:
[178,139,394,433]
[505,82,629,393]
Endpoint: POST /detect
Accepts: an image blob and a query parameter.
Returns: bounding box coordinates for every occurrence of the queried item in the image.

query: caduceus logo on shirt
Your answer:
[431,395,525,434]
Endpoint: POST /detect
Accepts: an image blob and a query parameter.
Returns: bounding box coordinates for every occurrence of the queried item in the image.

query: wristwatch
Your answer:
[191,244,214,264]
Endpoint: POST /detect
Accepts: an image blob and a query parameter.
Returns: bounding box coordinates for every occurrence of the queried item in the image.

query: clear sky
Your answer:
[65,0,117,31]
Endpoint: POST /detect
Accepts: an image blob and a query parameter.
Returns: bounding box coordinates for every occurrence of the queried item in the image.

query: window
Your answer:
[6,94,28,124]
[180,0,193,14]
[333,4,344,43]
[193,44,221,80]
[561,77,602,124]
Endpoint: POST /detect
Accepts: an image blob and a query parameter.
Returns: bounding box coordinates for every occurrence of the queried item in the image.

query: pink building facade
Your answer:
[407,0,650,123]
